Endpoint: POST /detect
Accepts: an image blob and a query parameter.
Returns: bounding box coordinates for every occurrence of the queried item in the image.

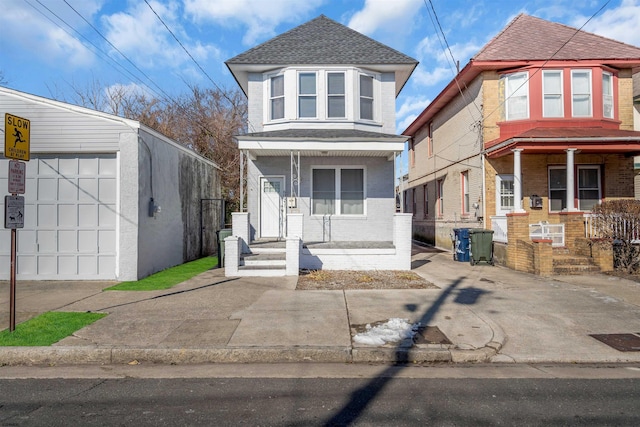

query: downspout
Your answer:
[481,152,487,228]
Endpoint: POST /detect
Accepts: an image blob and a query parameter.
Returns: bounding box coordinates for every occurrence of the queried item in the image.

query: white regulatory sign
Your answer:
[4,195,25,229]
[8,160,26,194]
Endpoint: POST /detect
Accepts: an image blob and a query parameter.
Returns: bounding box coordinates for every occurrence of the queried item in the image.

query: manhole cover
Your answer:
[590,333,640,352]
[413,325,452,345]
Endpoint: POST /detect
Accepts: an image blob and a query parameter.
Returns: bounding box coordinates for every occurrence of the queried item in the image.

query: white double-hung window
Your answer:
[298,72,317,118]
[542,70,563,117]
[571,69,592,117]
[602,71,614,119]
[503,72,529,120]
[327,72,345,118]
[270,75,284,120]
[312,167,364,215]
[359,74,374,120]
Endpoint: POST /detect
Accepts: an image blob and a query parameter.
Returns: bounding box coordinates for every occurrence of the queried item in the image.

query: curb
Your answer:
[0,341,505,366]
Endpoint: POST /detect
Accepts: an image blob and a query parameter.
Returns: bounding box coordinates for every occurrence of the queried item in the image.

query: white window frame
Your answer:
[503,71,529,120]
[311,166,366,216]
[571,69,592,117]
[495,174,514,215]
[462,171,470,214]
[577,165,601,211]
[437,178,444,217]
[298,71,317,119]
[269,74,285,121]
[327,71,346,119]
[602,71,614,119]
[359,73,374,121]
[542,70,564,118]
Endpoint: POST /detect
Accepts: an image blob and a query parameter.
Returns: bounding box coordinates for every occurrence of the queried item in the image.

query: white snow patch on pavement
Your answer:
[353,318,419,346]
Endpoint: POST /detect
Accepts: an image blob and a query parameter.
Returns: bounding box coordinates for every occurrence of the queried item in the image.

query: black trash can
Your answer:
[452,228,471,262]
[217,228,232,268]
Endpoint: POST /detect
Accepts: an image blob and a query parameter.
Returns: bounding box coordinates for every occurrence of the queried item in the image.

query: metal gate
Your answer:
[200,198,226,257]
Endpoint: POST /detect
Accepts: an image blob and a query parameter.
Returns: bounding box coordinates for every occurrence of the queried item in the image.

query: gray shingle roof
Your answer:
[236,129,407,141]
[474,14,640,61]
[226,15,417,66]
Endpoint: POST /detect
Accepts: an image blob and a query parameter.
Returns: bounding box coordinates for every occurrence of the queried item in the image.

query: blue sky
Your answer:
[1,0,639,143]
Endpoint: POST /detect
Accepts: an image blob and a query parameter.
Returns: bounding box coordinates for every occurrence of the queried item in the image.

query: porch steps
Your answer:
[237,243,287,276]
[553,254,601,275]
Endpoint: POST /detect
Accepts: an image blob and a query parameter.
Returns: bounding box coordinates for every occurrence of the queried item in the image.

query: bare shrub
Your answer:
[590,200,640,274]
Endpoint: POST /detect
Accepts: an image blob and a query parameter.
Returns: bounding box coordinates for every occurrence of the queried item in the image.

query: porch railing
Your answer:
[490,216,508,243]
[584,213,640,244]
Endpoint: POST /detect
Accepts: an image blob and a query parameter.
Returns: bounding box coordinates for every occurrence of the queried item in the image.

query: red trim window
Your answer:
[428,122,434,157]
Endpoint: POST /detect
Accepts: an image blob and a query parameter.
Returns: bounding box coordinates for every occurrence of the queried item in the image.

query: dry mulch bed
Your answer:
[296,270,438,290]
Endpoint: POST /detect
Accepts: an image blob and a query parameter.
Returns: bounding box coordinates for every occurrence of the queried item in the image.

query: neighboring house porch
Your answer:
[486,128,640,275]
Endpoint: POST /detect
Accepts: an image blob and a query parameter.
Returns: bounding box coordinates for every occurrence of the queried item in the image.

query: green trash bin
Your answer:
[468,228,494,266]
[217,228,232,268]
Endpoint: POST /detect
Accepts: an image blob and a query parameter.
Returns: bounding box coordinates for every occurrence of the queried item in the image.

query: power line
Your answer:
[142,0,239,109]
[24,0,152,97]
[60,0,174,103]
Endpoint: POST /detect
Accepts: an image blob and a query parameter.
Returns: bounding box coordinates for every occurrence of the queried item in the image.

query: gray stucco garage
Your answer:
[1,87,221,281]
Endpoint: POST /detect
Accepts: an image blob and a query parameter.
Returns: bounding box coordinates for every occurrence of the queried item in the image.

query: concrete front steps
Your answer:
[552,253,601,275]
[238,241,287,277]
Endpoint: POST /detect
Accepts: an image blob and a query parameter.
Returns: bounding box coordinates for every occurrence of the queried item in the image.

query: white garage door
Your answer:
[0,154,118,280]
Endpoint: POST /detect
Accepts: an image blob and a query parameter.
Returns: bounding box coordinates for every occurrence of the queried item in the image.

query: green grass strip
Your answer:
[0,312,107,346]
[106,256,218,291]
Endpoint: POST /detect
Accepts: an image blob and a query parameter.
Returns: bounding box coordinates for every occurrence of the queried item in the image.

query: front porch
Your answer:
[224,212,413,277]
[490,212,615,275]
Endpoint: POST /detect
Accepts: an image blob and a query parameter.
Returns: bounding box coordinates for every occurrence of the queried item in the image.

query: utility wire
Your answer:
[142,0,239,109]
[408,0,612,184]
[61,0,174,103]
[25,0,154,99]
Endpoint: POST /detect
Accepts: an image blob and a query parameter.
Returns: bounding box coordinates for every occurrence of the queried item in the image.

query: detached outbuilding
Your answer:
[1,87,221,281]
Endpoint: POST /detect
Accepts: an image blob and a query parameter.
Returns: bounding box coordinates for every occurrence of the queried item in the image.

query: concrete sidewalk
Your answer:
[1,244,640,365]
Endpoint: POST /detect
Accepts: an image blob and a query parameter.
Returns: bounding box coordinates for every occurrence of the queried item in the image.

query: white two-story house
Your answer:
[224,15,418,276]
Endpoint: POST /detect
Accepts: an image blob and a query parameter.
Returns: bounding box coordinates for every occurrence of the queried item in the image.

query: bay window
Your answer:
[543,70,563,117]
[503,72,529,120]
[359,74,374,120]
[602,71,613,119]
[327,72,345,118]
[298,72,317,118]
[571,69,592,117]
[270,75,284,120]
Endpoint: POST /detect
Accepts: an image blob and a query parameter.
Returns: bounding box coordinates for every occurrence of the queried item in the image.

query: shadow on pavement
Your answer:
[324,276,469,425]
[88,277,239,312]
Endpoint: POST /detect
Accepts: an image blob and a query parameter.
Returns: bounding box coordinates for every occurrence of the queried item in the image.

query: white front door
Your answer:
[260,176,284,238]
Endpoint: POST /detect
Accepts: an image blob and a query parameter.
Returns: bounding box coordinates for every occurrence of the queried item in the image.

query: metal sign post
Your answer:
[5,113,30,332]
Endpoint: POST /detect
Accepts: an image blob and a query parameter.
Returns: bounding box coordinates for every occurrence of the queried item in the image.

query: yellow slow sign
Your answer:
[4,113,30,161]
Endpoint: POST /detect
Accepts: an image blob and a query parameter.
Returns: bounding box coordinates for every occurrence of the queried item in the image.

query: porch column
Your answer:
[512,149,525,213]
[566,148,577,211]
[239,149,245,212]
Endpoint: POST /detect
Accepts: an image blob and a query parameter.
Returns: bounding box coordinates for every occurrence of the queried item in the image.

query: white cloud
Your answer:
[396,96,431,133]
[102,1,220,70]
[348,0,422,35]
[184,0,325,45]
[411,65,453,88]
[575,0,640,47]
[0,1,98,67]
